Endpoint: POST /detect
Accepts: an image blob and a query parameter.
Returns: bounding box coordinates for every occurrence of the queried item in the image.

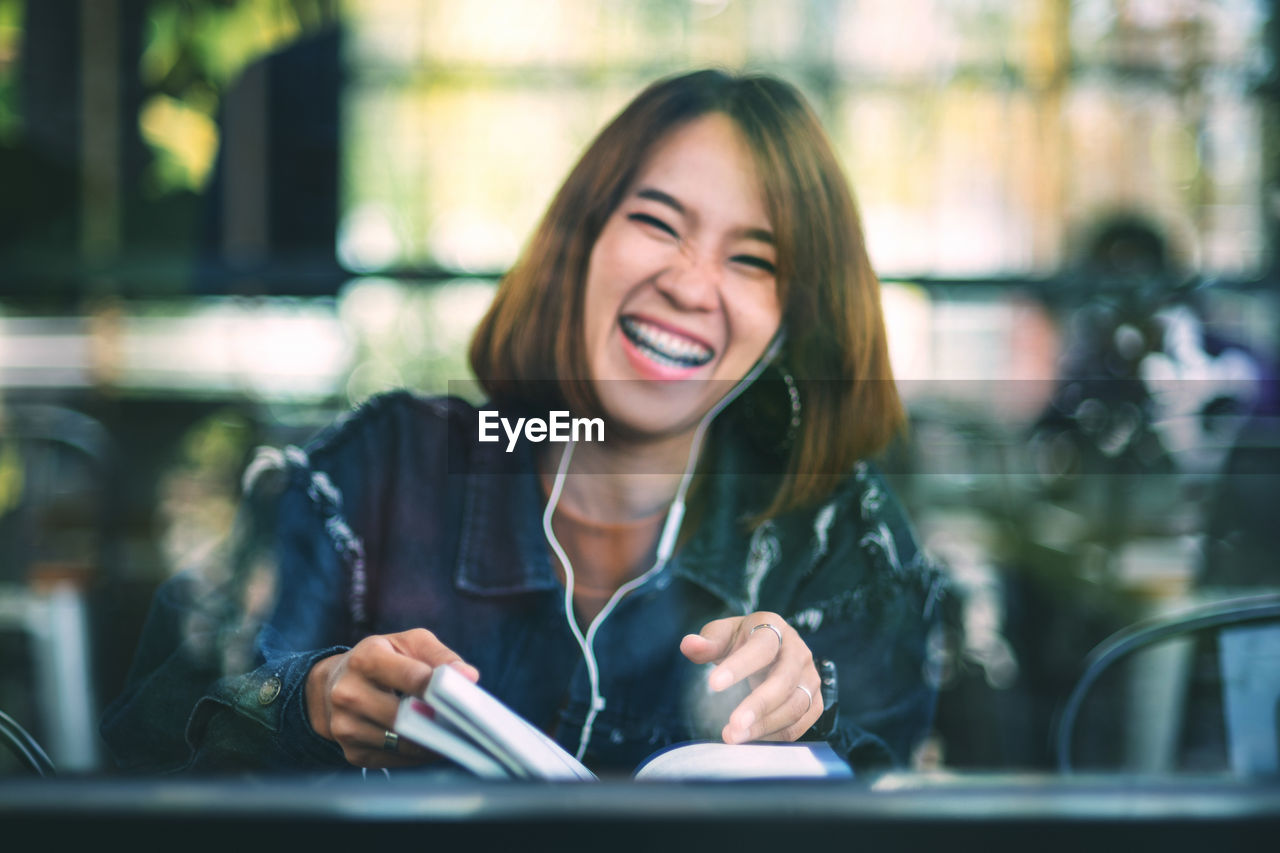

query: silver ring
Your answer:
[750,622,784,650]
[796,684,813,714]
[383,729,399,751]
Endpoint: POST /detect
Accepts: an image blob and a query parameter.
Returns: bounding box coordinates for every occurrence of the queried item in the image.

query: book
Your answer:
[393,664,853,781]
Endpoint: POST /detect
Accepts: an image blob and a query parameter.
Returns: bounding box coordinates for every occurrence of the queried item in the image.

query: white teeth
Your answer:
[620,317,713,367]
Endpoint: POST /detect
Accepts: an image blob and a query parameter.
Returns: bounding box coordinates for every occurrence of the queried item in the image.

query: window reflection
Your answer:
[0,0,1277,805]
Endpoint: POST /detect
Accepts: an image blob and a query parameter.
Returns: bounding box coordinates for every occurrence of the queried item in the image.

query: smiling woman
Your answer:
[101,70,944,778]
[581,113,782,440]
[472,70,903,517]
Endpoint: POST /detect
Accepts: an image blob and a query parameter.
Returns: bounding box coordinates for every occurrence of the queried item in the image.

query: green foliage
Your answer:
[138,0,336,194]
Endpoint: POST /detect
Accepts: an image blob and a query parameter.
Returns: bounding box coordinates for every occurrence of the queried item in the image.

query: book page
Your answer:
[394,697,511,778]
[426,665,597,781]
[633,741,854,781]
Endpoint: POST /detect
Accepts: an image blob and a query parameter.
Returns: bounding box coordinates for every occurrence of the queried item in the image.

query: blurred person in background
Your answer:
[100,69,944,776]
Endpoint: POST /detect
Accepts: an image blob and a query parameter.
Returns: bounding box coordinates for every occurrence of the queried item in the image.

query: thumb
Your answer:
[680,617,739,664]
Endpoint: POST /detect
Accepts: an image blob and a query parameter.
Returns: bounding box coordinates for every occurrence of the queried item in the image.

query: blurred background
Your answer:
[1,0,1278,778]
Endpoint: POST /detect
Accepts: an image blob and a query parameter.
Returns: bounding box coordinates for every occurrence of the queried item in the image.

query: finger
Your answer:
[391,629,480,682]
[679,618,740,664]
[753,682,824,742]
[329,712,431,762]
[339,724,441,770]
[720,651,812,742]
[707,619,787,692]
[444,660,482,682]
[349,636,437,697]
[328,673,404,729]
[724,671,823,744]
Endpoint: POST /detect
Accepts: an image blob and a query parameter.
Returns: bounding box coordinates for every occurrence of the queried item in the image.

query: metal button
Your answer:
[258,676,282,705]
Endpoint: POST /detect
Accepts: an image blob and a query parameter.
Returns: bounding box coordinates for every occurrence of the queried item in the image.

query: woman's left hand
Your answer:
[680,612,823,744]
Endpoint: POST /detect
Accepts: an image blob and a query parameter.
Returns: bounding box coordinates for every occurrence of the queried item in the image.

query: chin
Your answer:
[595,385,717,444]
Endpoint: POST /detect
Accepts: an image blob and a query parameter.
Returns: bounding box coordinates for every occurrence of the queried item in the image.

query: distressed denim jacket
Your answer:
[101,391,945,775]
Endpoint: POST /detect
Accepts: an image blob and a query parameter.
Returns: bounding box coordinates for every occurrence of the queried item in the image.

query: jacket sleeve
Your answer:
[786,464,947,771]
[99,450,354,774]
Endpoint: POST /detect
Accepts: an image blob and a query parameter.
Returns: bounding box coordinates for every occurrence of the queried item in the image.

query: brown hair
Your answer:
[469,69,903,521]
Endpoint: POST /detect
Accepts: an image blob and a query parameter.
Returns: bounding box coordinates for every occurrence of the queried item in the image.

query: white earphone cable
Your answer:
[543,330,786,761]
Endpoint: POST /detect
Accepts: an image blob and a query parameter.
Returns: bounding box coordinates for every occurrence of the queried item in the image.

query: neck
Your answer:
[541,429,699,524]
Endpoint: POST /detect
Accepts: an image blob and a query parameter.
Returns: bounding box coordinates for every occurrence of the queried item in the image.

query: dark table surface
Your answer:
[2,772,1279,851]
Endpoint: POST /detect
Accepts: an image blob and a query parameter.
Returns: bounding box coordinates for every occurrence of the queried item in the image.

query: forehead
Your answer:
[630,113,769,218]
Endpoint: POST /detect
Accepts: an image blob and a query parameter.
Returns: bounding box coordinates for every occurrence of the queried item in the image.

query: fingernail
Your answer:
[734,709,755,732]
[708,668,732,691]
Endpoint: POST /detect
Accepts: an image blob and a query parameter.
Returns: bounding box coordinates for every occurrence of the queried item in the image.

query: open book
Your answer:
[393,664,853,781]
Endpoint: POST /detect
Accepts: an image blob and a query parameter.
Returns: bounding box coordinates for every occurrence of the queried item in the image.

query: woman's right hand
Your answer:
[305,628,479,768]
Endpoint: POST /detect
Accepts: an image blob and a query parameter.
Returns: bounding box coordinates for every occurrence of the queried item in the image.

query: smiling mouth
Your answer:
[619,316,714,369]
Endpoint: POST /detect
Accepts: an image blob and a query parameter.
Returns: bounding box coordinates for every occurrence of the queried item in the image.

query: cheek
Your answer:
[582,278,605,358]
[733,285,783,350]
[583,250,624,353]
[584,231,641,320]
[583,244,609,309]
[586,230,627,303]
[592,235,637,292]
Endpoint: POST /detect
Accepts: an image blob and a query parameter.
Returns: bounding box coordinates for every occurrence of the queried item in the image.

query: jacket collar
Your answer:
[453,423,562,596]
[453,414,774,610]
[667,436,779,612]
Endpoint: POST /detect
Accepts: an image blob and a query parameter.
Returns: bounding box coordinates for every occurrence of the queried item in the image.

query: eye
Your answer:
[627,212,679,240]
[730,254,776,275]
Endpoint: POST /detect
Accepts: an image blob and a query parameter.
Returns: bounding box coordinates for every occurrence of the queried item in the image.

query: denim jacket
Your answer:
[101,391,945,775]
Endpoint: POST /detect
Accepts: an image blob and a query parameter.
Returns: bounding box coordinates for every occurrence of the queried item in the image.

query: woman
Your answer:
[102,69,944,775]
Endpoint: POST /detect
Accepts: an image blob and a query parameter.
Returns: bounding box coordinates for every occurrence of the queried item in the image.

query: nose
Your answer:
[654,244,720,312]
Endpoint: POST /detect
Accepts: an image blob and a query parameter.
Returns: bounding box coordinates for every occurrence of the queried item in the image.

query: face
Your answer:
[582,112,783,442]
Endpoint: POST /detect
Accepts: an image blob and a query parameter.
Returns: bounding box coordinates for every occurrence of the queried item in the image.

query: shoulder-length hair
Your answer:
[470,68,903,522]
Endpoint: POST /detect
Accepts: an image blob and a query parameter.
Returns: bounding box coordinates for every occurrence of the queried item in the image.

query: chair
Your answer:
[0,402,112,773]
[1055,592,1280,775]
[0,708,55,776]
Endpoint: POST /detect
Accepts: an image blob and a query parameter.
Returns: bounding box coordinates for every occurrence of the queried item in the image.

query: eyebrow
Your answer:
[634,186,775,245]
